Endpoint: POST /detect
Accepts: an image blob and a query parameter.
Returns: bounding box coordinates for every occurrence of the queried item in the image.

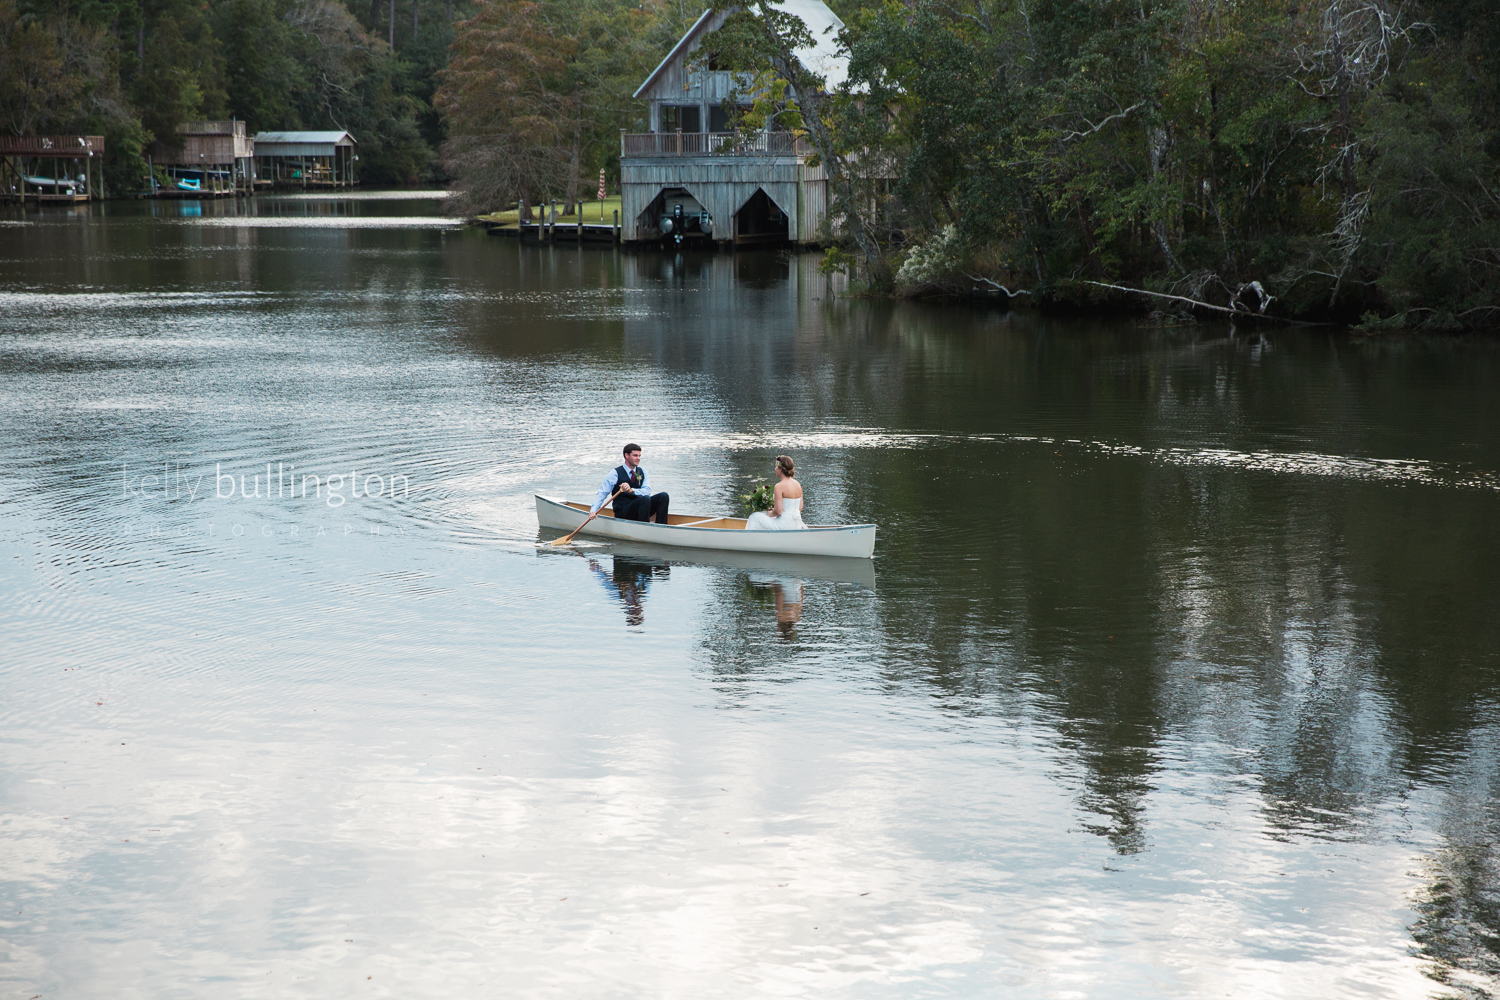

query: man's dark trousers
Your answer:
[615,492,670,523]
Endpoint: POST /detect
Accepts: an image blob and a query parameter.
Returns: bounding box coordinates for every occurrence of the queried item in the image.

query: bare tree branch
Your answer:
[1079,280,1313,323]
[1058,102,1143,143]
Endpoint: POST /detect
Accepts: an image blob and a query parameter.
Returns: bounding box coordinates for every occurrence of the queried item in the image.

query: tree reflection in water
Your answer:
[1409,788,1500,996]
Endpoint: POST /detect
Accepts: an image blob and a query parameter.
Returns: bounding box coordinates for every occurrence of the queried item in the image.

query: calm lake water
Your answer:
[4,193,1500,1000]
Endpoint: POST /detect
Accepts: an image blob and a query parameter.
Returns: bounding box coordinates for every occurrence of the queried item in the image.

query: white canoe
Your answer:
[535,495,876,559]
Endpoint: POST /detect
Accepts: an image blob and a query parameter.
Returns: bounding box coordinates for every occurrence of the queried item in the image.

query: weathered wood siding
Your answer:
[635,11,804,132]
[797,168,828,242]
[165,134,247,165]
[637,9,724,130]
[621,155,828,244]
[163,122,252,165]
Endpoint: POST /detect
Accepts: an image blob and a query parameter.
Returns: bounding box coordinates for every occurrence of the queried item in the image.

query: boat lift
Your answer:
[0,135,104,203]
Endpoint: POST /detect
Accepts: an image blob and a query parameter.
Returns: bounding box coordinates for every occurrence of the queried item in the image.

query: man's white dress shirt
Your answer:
[592,464,653,514]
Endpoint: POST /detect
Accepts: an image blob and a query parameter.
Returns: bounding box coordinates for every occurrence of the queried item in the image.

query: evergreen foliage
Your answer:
[711,0,1500,326]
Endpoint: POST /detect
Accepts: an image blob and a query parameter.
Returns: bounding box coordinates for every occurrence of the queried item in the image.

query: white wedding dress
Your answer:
[746,496,805,531]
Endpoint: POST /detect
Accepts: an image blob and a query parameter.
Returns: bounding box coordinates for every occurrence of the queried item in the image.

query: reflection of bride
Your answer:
[746,455,805,531]
[772,578,804,631]
[748,572,805,635]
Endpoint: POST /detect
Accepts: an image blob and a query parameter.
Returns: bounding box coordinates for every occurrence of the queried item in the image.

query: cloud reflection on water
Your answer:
[2,201,1499,998]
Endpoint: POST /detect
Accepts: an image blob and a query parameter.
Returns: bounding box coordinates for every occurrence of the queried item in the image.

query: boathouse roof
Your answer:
[633,0,849,100]
[252,131,357,156]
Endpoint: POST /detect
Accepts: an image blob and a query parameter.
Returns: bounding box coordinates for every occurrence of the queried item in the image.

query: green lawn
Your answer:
[478,195,623,227]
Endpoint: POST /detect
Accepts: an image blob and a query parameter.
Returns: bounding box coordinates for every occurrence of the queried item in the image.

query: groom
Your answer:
[591,443,670,523]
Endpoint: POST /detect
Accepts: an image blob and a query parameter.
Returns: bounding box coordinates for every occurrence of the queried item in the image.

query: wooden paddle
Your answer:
[550,485,626,546]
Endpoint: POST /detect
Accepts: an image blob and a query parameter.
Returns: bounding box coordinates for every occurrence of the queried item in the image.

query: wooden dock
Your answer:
[478,217,622,244]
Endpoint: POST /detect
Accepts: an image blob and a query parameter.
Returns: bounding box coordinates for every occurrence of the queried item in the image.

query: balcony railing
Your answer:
[178,121,248,137]
[621,131,813,157]
[0,135,105,156]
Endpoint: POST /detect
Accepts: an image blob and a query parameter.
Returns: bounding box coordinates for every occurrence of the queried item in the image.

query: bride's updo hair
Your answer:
[776,455,795,477]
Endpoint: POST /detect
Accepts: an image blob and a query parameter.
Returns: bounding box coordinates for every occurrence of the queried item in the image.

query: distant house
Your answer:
[155,121,254,196]
[620,0,847,246]
[252,131,357,189]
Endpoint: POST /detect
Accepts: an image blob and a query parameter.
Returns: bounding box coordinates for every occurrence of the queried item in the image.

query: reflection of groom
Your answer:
[588,556,668,627]
[591,443,670,523]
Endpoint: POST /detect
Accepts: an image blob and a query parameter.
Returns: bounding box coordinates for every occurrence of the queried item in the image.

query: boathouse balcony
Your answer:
[620,131,814,158]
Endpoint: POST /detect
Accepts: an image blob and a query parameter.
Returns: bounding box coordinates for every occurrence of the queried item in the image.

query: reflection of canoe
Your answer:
[601,539,876,589]
[535,495,876,559]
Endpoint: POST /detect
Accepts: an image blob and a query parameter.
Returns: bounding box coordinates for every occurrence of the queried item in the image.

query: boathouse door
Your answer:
[734,189,790,246]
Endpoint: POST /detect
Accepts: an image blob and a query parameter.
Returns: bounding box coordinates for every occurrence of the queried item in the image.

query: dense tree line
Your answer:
[4,0,1496,325]
[438,0,1500,325]
[0,0,695,200]
[708,0,1500,325]
[0,0,457,188]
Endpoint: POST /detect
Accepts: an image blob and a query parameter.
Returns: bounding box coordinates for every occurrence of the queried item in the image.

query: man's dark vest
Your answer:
[612,464,644,511]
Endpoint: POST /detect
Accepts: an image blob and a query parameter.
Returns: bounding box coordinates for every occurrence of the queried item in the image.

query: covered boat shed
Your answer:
[252,131,357,189]
[0,135,105,203]
[155,121,254,196]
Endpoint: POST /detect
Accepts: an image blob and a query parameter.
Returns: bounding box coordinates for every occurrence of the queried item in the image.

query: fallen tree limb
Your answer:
[966,274,1033,296]
[1078,280,1317,325]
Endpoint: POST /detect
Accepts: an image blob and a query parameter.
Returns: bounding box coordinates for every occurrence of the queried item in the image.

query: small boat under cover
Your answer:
[535,495,876,559]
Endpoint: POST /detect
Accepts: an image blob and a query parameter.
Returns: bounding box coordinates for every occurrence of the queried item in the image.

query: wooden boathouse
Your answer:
[619,0,846,247]
[154,121,254,196]
[0,136,105,203]
[252,131,357,189]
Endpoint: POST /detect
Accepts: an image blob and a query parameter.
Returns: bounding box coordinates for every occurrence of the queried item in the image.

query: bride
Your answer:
[746,455,805,531]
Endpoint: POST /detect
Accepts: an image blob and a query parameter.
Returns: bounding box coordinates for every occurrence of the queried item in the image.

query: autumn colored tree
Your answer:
[437,0,667,215]
[2,0,1495,322]
[436,0,573,216]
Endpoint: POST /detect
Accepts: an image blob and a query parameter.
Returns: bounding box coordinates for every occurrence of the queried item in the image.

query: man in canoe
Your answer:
[591,443,670,523]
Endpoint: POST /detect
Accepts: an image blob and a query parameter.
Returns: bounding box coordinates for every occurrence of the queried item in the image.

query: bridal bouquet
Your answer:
[738,477,774,515]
